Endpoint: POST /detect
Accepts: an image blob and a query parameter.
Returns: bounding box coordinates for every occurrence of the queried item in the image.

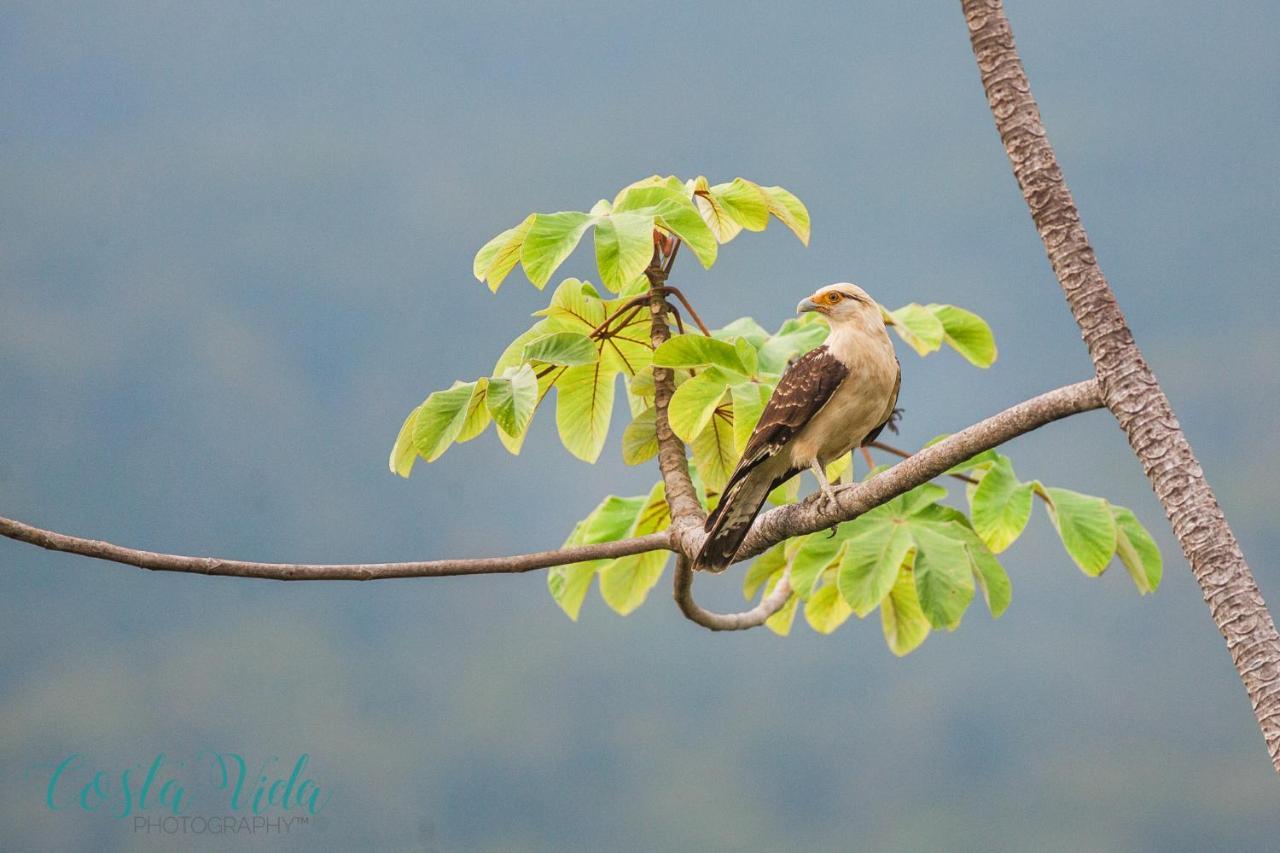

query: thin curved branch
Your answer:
[728,379,1103,564]
[673,555,792,631]
[0,515,672,581]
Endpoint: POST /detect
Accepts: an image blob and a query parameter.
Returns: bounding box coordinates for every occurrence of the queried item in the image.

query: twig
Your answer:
[655,285,712,337]
[0,516,672,582]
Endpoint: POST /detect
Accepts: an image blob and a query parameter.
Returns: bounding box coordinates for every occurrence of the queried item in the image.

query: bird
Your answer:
[694,283,901,573]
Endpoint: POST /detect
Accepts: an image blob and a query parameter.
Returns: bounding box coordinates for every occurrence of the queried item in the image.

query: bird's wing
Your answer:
[696,345,849,571]
[719,345,849,505]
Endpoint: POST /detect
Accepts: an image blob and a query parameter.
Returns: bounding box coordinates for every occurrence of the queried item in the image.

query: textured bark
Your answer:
[962,0,1280,772]
[644,265,708,550]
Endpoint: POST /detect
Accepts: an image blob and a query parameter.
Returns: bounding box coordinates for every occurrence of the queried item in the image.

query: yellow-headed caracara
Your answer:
[695,283,901,573]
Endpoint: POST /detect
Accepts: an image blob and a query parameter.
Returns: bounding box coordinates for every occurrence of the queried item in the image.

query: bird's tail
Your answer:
[695,472,782,573]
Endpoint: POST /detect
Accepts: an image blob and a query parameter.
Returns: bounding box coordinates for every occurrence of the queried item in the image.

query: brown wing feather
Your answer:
[704,346,848,534]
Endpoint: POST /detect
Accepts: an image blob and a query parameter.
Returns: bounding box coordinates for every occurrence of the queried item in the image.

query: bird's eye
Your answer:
[826,292,843,303]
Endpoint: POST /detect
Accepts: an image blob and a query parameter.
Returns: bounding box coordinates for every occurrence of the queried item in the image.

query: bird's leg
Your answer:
[860,446,875,472]
[810,460,838,508]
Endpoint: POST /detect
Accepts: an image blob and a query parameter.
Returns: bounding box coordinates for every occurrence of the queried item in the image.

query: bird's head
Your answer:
[796,283,884,326]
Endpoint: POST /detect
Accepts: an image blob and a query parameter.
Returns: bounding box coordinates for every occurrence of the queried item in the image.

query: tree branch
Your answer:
[961,0,1280,774]
[0,381,1102,593]
[0,515,672,581]
[645,259,707,547]
[673,555,792,631]
[729,379,1103,564]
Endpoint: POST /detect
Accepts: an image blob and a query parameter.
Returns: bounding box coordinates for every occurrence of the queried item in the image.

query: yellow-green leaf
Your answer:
[667,367,732,443]
[595,211,656,292]
[521,212,596,288]
[730,381,772,454]
[412,381,482,463]
[622,408,658,465]
[929,303,998,367]
[838,520,914,617]
[554,362,618,463]
[881,563,930,656]
[888,303,946,356]
[388,405,421,478]
[805,582,854,634]
[1040,485,1118,576]
[653,334,751,375]
[970,455,1033,553]
[691,408,736,493]
[486,364,537,438]
[473,214,535,292]
[912,522,976,630]
[522,331,599,366]
[1112,506,1162,594]
[757,184,811,245]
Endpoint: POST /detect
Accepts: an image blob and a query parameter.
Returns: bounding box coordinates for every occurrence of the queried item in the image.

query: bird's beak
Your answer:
[797,297,821,315]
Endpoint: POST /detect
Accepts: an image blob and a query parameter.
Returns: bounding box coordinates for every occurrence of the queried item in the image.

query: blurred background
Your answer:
[2,1,1278,850]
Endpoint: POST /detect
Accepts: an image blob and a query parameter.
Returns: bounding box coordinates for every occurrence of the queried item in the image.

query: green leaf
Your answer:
[711,178,771,232]
[730,381,772,454]
[969,455,1034,553]
[621,408,658,465]
[522,331,599,366]
[881,563,930,656]
[494,319,554,375]
[599,483,671,615]
[455,376,492,443]
[614,185,718,269]
[594,211,656,292]
[546,557,598,622]
[691,408,736,493]
[549,494,645,620]
[911,522,976,630]
[805,582,854,634]
[929,304,997,367]
[967,541,1012,618]
[388,405,421,478]
[900,482,949,515]
[486,364,537,438]
[1112,506,1163,594]
[888,303,946,356]
[743,544,787,600]
[537,278,607,328]
[764,572,799,636]
[691,176,745,243]
[757,318,828,373]
[837,520,914,617]
[789,531,844,599]
[555,362,618,463]
[473,214,535,292]
[714,317,771,349]
[667,367,732,443]
[521,212,596,288]
[757,184,811,245]
[1040,485,1118,576]
[412,381,482,463]
[653,334,751,375]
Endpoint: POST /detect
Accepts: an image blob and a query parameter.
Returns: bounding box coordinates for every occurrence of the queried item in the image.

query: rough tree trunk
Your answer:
[961,0,1280,773]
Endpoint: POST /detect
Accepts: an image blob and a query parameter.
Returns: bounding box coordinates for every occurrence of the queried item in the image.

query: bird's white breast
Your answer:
[788,322,898,469]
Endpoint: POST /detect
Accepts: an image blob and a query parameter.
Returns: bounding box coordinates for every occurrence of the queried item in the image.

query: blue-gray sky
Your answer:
[2,1,1278,850]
